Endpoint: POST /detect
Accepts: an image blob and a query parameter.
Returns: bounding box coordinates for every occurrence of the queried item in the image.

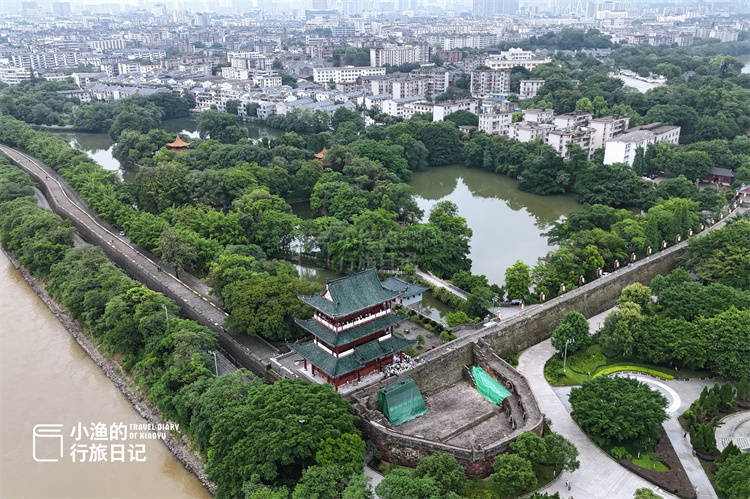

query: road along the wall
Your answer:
[0,144,279,379]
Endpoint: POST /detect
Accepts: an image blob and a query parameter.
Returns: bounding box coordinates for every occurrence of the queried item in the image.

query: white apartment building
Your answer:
[403,101,435,120]
[370,45,431,67]
[628,123,681,145]
[603,123,681,166]
[253,74,282,88]
[519,79,545,98]
[432,99,478,121]
[603,130,655,166]
[401,99,478,121]
[89,39,126,51]
[10,52,80,70]
[589,115,630,151]
[524,108,554,123]
[313,66,386,84]
[228,51,273,71]
[498,48,536,61]
[510,121,555,143]
[221,66,250,80]
[485,56,551,71]
[0,65,34,85]
[364,94,391,111]
[547,128,594,158]
[382,96,422,118]
[424,70,450,97]
[470,70,511,97]
[553,111,593,130]
[478,112,513,136]
[254,102,277,119]
[363,75,392,96]
[392,77,429,99]
[116,62,142,75]
[429,33,498,50]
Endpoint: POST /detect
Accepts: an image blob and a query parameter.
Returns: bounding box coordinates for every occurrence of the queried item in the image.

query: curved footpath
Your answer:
[520,306,721,499]
[0,144,278,376]
[517,339,676,499]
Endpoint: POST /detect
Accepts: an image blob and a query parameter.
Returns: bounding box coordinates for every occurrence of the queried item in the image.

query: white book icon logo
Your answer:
[33,424,63,462]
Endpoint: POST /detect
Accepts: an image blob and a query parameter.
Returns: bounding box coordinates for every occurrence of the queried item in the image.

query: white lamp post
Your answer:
[563,338,575,373]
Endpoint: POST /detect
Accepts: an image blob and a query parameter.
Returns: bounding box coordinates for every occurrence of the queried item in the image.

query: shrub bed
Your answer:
[594,365,675,380]
[618,427,695,499]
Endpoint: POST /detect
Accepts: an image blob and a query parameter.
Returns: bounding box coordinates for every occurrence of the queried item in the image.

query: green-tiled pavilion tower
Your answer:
[290,268,424,390]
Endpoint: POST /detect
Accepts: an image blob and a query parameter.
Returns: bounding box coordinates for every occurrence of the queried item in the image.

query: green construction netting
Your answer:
[472,366,512,405]
[378,377,429,426]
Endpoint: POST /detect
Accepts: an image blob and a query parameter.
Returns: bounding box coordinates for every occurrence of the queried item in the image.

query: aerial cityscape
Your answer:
[0,0,749,498]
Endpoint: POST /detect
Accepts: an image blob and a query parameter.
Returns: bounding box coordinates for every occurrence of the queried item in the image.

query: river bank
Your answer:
[1,248,216,496]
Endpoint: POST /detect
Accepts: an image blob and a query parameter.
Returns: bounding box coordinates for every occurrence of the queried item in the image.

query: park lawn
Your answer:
[631,453,670,471]
[464,463,557,498]
[598,439,670,472]
[545,343,712,387]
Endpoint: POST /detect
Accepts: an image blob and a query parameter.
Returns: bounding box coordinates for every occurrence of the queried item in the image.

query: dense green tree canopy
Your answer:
[569,376,668,447]
[491,453,538,497]
[206,379,360,494]
[413,452,467,496]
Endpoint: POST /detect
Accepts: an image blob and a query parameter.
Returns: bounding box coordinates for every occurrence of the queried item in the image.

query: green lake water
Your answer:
[409,165,581,285]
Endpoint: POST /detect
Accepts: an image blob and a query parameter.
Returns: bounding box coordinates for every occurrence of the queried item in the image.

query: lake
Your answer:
[49,116,282,177]
[409,166,581,285]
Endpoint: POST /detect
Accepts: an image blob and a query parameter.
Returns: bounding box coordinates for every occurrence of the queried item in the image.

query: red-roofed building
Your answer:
[166,135,191,153]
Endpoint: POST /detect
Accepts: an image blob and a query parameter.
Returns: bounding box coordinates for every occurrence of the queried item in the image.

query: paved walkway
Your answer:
[517,339,673,499]
[364,465,384,492]
[584,308,718,498]
[415,268,468,300]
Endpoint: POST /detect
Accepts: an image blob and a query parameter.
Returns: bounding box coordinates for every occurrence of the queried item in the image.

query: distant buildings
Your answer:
[603,123,681,166]
[485,53,551,71]
[424,33,498,50]
[524,108,554,123]
[589,114,630,151]
[478,111,513,135]
[382,96,422,119]
[547,128,594,158]
[0,65,35,85]
[472,0,518,17]
[313,66,385,84]
[519,79,545,99]
[553,111,593,130]
[510,121,555,143]
[382,98,478,122]
[369,45,431,67]
[470,69,511,97]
